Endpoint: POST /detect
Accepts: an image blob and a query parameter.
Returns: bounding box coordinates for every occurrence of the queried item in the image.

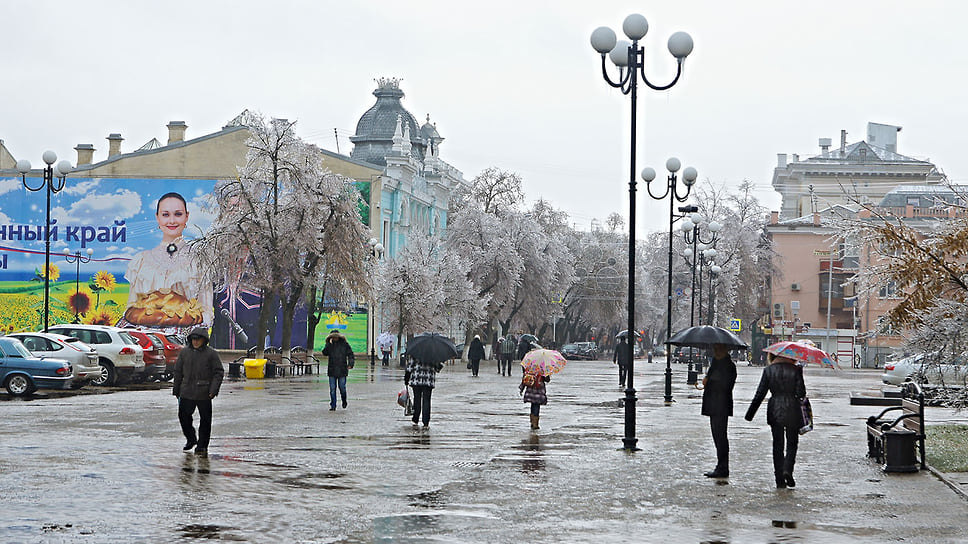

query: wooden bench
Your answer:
[866,382,926,472]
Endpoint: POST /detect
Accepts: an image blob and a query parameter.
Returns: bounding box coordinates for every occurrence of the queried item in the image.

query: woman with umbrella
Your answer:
[667,326,744,479]
[519,349,566,430]
[744,349,807,489]
[403,333,457,427]
[701,343,737,479]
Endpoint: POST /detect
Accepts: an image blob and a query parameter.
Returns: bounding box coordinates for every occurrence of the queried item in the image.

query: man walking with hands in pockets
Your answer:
[173,327,224,456]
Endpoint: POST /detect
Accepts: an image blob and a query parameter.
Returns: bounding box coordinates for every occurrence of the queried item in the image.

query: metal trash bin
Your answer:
[228,361,243,378]
[686,369,699,385]
[883,428,919,473]
[265,361,277,378]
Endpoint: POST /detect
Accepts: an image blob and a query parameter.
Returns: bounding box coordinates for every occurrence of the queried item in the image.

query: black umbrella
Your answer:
[615,329,642,339]
[405,332,460,364]
[667,325,747,350]
[519,334,538,344]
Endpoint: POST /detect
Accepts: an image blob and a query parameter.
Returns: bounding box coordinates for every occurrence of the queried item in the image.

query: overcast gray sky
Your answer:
[4,0,966,233]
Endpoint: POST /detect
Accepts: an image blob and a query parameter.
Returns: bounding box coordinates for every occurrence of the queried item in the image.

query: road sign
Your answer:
[675,287,685,297]
[729,318,742,332]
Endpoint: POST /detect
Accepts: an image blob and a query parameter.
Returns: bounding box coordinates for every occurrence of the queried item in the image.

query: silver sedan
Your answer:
[9,332,102,388]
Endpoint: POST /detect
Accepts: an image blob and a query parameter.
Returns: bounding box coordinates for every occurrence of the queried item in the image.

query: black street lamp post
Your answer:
[696,247,717,324]
[642,159,698,405]
[707,262,722,326]
[16,152,72,332]
[63,247,94,323]
[680,212,721,383]
[367,238,384,365]
[590,13,693,451]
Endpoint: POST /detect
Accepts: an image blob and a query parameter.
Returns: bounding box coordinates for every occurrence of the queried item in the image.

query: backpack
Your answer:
[521,372,539,387]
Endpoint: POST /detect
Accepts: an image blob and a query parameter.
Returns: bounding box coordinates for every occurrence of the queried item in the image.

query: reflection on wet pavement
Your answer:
[1,362,967,542]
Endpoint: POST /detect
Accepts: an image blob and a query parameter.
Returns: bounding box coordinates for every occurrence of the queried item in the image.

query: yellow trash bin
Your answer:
[244,358,267,379]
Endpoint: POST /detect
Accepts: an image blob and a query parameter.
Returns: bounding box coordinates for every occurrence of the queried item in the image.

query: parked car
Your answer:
[673,346,703,364]
[561,343,580,359]
[148,332,183,379]
[882,352,968,386]
[575,342,599,360]
[46,324,144,386]
[122,330,168,382]
[8,332,101,388]
[562,342,598,360]
[0,337,73,396]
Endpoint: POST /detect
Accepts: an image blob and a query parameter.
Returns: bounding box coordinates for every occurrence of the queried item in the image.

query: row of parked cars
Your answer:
[0,324,184,396]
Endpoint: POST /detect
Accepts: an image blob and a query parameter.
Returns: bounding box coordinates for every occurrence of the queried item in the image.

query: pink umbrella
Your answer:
[764,341,839,368]
[520,349,568,376]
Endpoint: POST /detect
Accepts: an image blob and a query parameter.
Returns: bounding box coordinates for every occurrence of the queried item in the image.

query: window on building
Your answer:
[878,280,898,298]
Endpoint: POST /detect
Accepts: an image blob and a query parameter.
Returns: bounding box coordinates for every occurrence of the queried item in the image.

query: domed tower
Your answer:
[350,78,427,166]
[420,114,444,159]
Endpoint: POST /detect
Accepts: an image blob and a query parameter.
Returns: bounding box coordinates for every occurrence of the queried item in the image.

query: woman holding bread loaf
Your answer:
[119,192,212,332]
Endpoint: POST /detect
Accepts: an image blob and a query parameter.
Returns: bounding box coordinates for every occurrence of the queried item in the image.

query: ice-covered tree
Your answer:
[375,233,484,353]
[195,113,370,357]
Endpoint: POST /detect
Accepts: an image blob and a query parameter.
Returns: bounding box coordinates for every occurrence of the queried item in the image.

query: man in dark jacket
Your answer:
[172,327,224,456]
[468,335,485,377]
[322,331,354,411]
[614,337,631,387]
[701,344,737,478]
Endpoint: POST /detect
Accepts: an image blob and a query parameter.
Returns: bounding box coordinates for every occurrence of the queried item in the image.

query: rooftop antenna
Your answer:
[334,128,340,154]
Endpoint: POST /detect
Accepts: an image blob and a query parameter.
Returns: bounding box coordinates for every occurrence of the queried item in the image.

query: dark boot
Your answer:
[530,415,540,429]
[776,473,787,488]
[784,472,796,488]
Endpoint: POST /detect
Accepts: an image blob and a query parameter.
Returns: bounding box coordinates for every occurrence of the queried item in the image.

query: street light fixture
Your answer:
[367,237,384,365]
[642,158,698,405]
[16,152,72,331]
[708,263,723,325]
[591,13,693,451]
[680,212,721,383]
[63,248,94,323]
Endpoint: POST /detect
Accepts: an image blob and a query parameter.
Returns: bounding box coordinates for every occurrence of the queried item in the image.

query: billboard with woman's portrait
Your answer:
[0,177,306,349]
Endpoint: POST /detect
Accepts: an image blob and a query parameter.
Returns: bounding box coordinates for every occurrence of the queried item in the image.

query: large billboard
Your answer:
[0,177,316,350]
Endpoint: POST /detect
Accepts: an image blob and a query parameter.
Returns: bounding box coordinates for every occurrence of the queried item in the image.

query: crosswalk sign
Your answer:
[729,318,742,332]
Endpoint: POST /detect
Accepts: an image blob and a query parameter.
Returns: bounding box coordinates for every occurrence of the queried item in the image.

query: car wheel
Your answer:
[159,372,173,381]
[92,361,115,386]
[5,374,35,396]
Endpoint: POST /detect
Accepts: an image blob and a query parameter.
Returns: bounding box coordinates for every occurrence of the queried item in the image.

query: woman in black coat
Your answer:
[701,344,737,478]
[744,354,807,488]
[468,335,485,377]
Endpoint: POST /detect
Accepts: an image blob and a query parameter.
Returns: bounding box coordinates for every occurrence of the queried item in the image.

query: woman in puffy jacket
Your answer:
[744,354,807,488]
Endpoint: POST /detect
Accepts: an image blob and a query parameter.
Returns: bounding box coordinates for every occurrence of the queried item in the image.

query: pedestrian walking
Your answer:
[322,330,355,411]
[519,371,550,429]
[468,335,485,377]
[377,333,393,366]
[744,353,807,488]
[614,336,631,387]
[701,343,737,478]
[500,335,516,376]
[404,357,444,426]
[172,327,224,456]
[516,335,531,362]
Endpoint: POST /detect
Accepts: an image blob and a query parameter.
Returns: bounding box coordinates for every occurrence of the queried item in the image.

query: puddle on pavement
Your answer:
[179,524,246,541]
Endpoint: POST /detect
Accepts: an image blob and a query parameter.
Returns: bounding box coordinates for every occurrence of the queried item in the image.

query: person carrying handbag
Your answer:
[744,353,807,488]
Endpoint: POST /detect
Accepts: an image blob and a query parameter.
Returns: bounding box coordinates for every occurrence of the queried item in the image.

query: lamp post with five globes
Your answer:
[368,238,384,365]
[681,213,721,382]
[16,152,73,331]
[642,159,698,405]
[590,13,693,451]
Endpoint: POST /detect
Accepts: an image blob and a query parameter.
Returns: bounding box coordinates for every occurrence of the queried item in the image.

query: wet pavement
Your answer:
[2,358,967,543]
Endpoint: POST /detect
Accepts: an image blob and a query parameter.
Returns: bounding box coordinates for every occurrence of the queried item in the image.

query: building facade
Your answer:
[766,123,950,367]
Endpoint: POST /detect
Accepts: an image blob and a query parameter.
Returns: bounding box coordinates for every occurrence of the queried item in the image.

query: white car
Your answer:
[45,325,144,386]
[9,332,101,387]
[881,352,968,386]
